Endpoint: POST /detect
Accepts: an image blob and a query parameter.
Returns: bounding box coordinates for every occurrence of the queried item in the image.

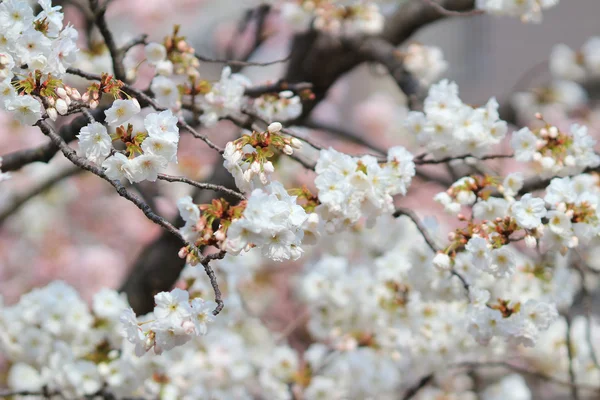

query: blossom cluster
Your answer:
[223,122,302,193]
[121,288,215,356]
[476,0,560,23]
[89,106,181,183]
[252,90,303,122]
[226,181,314,261]
[315,146,415,230]
[405,80,507,159]
[0,282,130,398]
[281,0,385,36]
[511,121,600,177]
[402,43,448,87]
[0,0,79,125]
[550,36,600,81]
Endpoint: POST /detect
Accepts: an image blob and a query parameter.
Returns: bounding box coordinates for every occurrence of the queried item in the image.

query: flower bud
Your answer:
[564,155,575,167]
[290,137,303,149]
[182,320,196,335]
[263,161,275,173]
[55,98,68,115]
[178,247,189,259]
[71,88,81,100]
[46,107,58,121]
[283,144,293,155]
[56,87,67,99]
[432,253,451,270]
[90,100,99,109]
[81,92,90,103]
[268,122,282,133]
[524,235,537,249]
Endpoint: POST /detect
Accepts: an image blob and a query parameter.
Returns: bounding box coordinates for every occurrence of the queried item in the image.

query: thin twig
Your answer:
[244,80,313,97]
[89,0,125,81]
[414,153,514,165]
[393,207,439,252]
[121,33,148,55]
[573,264,600,371]
[402,360,600,400]
[565,314,581,400]
[301,120,387,155]
[157,174,245,201]
[195,52,291,68]
[201,251,227,315]
[393,207,470,294]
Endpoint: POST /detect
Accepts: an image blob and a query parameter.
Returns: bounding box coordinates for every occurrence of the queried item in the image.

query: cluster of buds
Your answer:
[83,73,125,109]
[223,122,303,193]
[252,90,304,122]
[45,85,83,120]
[164,25,201,78]
[434,175,498,215]
[14,70,83,121]
[433,214,523,273]
[178,198,246,266]
[311,1,384,36]
[511,113,600,176]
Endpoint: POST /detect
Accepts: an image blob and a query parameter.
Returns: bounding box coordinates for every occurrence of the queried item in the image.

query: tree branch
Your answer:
[89,0,125,81]
[0,108,107,173]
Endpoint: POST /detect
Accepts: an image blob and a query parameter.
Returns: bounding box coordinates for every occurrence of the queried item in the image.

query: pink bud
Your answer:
[178,247,189,259]
[71,88,81,100]
[182,320,196,335]
[56,87,67,99]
